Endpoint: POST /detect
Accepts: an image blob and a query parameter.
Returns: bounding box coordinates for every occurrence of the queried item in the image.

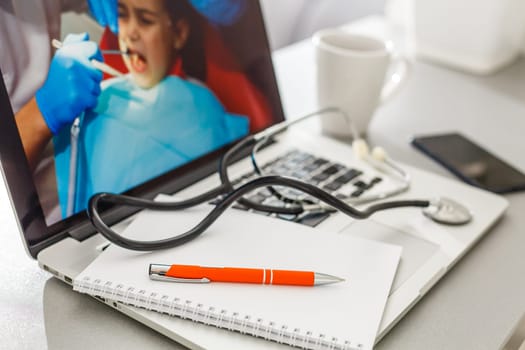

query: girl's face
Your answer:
[117,0,187,88]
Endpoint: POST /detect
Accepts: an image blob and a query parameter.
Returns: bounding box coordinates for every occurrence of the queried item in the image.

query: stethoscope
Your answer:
[87,108,473,251]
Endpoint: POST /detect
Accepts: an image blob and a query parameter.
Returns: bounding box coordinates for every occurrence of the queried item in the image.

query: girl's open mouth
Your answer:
[128,49,147,74]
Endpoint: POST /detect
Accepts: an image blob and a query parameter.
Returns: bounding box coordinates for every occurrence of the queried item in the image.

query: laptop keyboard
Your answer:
[224,149,383,227]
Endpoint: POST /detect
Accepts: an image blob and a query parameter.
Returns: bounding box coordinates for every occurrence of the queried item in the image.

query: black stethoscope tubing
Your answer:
[88,119,430,252]
[88,175,429,251]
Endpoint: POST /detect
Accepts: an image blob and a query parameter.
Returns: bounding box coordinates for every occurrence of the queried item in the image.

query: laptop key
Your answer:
[277,213,298,221]
[302,163,319,172]
[370,177,383,186]
[312,158,329,166]
[323,181,342,192]
[291,171,309,179]
[312,173,330,182]
[353,180,368,189]
[351,189,364,197]
[322,165,340,175]
[334,169,362,184]
[297,156,312,164]
[296,212,331,227]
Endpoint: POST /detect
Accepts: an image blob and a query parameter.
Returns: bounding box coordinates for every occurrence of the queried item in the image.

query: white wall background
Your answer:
[260,0,386,50]
[61,12,102,42]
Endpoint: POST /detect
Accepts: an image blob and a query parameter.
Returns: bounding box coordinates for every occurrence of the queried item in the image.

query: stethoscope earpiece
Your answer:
[371,146,387,162]
[352,138,370,160]
[351,140,388,163]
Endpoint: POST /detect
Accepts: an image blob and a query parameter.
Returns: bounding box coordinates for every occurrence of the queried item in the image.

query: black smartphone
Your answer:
[412,132,525,194]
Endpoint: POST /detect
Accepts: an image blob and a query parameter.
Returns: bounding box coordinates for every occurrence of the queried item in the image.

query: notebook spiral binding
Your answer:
[74,276,364,350]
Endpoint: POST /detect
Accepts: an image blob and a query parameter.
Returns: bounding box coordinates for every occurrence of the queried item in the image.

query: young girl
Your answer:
[53,0,249,217]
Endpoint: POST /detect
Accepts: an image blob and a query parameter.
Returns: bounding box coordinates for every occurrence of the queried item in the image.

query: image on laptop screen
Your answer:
[0,0,284,243]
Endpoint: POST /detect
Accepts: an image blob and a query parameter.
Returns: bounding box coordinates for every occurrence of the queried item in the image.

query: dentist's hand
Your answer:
[36,33,103,135]
[87,0,118,33]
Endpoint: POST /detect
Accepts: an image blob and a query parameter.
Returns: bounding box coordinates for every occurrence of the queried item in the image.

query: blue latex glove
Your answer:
[36,33,103,135]
[87,0,118,33]
[190,0,247,26]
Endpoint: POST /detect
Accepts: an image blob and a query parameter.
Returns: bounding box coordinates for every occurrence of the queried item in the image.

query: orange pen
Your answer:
[149,264,344,286]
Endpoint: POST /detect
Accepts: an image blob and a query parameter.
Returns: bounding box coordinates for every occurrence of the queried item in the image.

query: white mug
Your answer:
[313,29,407,138]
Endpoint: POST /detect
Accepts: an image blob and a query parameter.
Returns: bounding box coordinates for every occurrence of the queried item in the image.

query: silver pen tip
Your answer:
[314,272,345,286]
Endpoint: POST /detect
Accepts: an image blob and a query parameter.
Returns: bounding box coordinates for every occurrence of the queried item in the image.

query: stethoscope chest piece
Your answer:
[422,197,472,225]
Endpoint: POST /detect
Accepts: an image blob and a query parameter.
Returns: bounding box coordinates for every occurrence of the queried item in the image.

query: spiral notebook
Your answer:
[73,198,401,350]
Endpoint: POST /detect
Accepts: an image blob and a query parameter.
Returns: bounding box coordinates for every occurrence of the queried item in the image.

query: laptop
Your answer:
[0,1,508,348]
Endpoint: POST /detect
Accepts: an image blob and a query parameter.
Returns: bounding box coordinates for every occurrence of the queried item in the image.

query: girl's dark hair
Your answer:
[165,0,207,82]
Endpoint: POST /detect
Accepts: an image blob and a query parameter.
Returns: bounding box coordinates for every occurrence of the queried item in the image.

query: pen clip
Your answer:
[150,275,211,283]
[149,264,210,284]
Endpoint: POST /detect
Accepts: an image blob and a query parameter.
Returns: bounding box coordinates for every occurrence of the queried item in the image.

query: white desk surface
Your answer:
[2,17,525,350]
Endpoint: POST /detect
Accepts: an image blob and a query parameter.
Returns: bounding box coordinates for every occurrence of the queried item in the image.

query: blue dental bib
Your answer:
[53,75,249,217]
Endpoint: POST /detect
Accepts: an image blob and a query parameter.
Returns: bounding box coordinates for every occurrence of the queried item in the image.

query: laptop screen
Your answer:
[0,0,284,257]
